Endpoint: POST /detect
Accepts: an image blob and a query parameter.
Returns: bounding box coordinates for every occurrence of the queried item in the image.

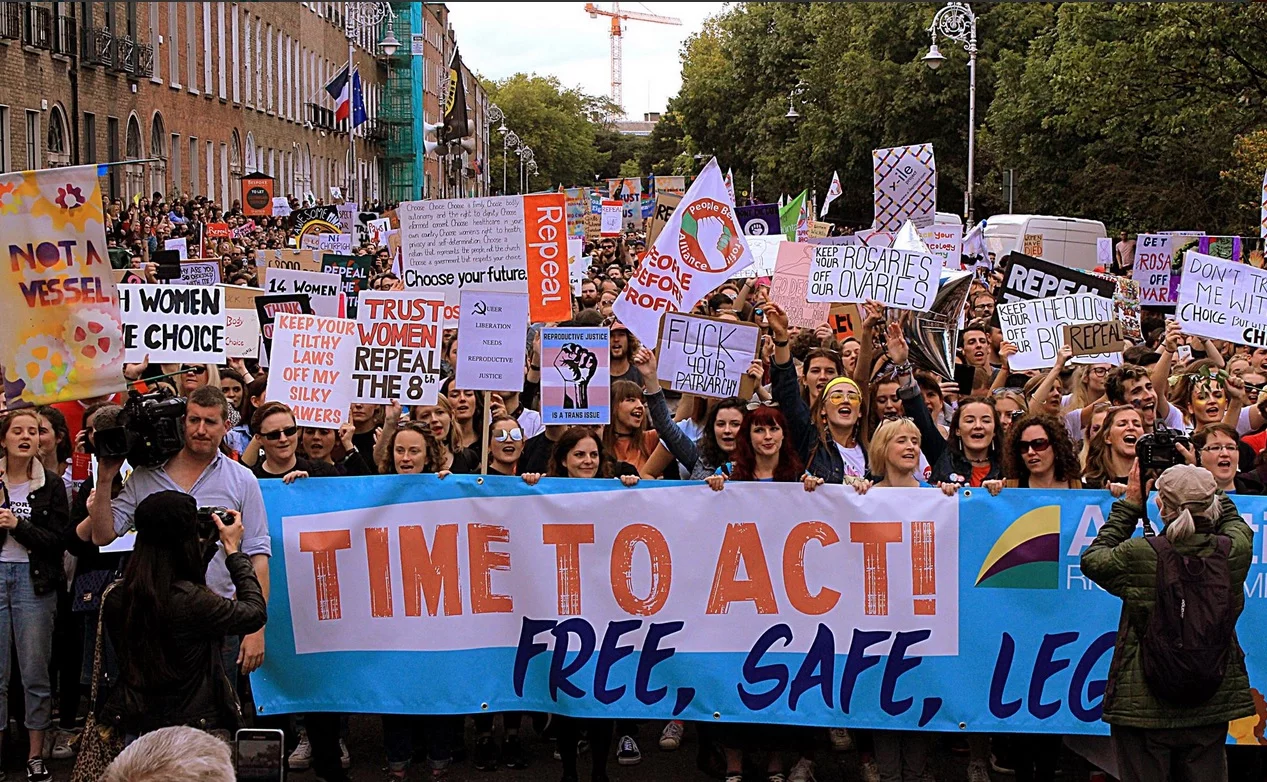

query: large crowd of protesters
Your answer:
[0,189,1259,782]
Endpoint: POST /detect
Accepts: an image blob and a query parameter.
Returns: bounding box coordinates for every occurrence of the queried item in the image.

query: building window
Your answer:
[230,129,242,177]
[190,137,199,194]
[231,4,239,103]
[265,23,273,113]
[25,110,39,171]
[255,19,262,108]
[220,142,228,208]
[82,113,95,165]
[150,1,161,82]
[150,113,166,195]
[203,3,212,95]
[167,1,179,86]
[0,106,10,173]
[171,132,181,192]
[46,106,68,167]
[186,2,197,93]
[243,11,251,106]
[107,116,119,197]
[217,2,226,98]
[206,140,214,201]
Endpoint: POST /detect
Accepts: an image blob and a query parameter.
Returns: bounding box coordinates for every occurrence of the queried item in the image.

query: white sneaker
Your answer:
[658,720,684,751]
[789,757,816,782]
[51,729,79,760]
[339,738,351,769]
[859,759,881,782]
[288,731,312,770]
[828,728,853,752]
[968,758,991,782]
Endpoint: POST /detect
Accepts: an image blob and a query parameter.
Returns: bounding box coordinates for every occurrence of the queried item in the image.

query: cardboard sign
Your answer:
[266,313,357,428]
[770,243,830,329]
[655,313,759,399]
[997,252,1116,304]
[735,235,785,279]
[177,260,221,286]
[254,294,312,363]
[1176,250,1267,348]
[583,213,602,241]
[997,293,1120,371]
[646,193,682,246]
[258,248,323,274]
[656,176,686,195]
[221,284,264,311]
[828,303,862,342]
[119,284,226,363]
[808,221,832,239]
[112,268,147,285]
[873,143,936,231]
[1063,322,1125,357]
[368,218,392,245]
[1132,234,1173,305]
[225,308,261,359]
[318,233,353,255]
[321,254,374,319]
[263,267,343,318]
[1022,234,1043,257]
[541,327,610,425]
[600,200,623,236]
[736,203,781,236]
[336,202,359,234]
[807,244,942,311]
[353,292,444,404]
[397,194,565,305]
[455,290,531,394]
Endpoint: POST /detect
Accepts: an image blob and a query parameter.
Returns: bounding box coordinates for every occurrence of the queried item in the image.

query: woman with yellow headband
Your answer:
[765,304,870,485]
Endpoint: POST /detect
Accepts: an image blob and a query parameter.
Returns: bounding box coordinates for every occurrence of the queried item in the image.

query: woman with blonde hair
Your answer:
[866,418,927,488]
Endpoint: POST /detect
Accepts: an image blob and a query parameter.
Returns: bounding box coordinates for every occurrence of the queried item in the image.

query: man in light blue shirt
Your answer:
[89,385,270,686]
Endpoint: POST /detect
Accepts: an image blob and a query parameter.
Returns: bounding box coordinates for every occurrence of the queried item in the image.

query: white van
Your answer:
[982,214,1107,270]
[935,211,964,228]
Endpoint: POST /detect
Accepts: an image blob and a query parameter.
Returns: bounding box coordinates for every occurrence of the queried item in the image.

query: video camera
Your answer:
[92,388,187,468]
[1136,428,1192,474]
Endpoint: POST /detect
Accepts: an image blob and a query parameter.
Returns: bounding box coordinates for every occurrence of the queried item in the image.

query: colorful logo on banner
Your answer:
[974,505,1060,589]
[0,165,124,404]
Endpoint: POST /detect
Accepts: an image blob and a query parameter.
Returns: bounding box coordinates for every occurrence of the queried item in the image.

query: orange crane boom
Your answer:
[584,2,681,114]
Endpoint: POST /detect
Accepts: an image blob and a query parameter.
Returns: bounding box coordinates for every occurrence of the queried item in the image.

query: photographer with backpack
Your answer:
[1081,461,1255,782]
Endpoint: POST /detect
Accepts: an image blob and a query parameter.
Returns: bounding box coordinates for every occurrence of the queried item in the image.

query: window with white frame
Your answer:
[150,2,161,82]
[217,2,226,98]
[168,1,179,87]
[231,5,239,102]
[265,23,273,113]
[190,137,199,194]
[203,3,212,94]
[186,3,197,93]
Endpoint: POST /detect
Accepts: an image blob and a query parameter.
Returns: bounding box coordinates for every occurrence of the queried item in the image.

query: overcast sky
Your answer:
[446,2,729,119]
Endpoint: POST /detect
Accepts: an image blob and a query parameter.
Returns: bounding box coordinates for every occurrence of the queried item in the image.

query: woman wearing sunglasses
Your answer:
[383,400,478,474]
[178,363,220,395]
[1003,415,1082,490]
[247,402,338,483]
[486,416,525,477]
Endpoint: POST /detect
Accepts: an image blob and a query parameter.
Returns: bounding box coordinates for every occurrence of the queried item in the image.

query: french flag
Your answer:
[324,64,351,123]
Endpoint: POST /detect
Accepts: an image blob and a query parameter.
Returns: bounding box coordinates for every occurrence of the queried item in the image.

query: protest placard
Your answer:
[290,205,342,241]
[646,193,682,246]
[257,248,323,273]
[806,244,941,311]
[178,260,221,287]
[397,194,567,305]
[921,224,964,269]
[600,199,623,236]
[655,313,759,398]
[523,197,572,323]
[770,243,830,329]
[221,284,264,311]
[321,254,374,319]
[255,294,312,364]
[225,308,261,359]
[735,235,785,279]
[368,217,391,245]
[1132,234,1173,305]
[455,290,531,394]
[997,293,1119,371]
[119,284,226,363]
[656,176,686,195]
[828,303,862,342]
[1097,237,1113,269]
[736,203,781,236]
[267,313,357,427]
[808,221,832,239]
[271,196,292,217]
[997,252,1115,304]
[583,213,601,241]
[563,187,591,239]
[318,233,353,255]
[336,202,358,233]
[206,222,232,243]
[1166,233,1203,303]
[264,267,343,317]
[873,143,936,231]
[352,292,444,404]
[1175,250,1267,348]
[1063,322,1125,357]
[541,327,610,425]
[167,236,188,259]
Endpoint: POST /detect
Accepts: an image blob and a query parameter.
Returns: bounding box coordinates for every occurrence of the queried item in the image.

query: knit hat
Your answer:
[1155,464,1221,539]
[134,490,199,549]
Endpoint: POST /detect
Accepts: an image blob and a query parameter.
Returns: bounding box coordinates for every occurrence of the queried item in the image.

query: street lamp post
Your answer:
[344,1,399,205]
[503,131,519,195]
[923,2,978,225]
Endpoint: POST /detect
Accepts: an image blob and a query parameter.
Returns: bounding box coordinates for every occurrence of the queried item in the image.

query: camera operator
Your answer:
[88,385,270,690]
[102,491,266,737]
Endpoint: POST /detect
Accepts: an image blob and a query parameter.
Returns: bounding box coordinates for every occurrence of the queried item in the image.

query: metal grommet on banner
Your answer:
[712,712,721,720]
[480,702,489,710]
[958,722,967,730]
[963,489,972,498]
[477,477,485,485]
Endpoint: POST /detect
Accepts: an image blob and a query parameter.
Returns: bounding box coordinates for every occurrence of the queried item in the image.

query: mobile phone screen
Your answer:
[236,735,284,781]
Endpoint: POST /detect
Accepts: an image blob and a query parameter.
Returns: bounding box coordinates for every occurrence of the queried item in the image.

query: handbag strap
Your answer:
[87,580,119,708]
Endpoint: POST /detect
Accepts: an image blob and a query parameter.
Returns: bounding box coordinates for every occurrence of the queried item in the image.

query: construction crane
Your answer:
[585,2,682,114]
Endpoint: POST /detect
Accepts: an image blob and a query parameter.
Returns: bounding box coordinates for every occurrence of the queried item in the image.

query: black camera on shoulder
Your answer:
[1136,427,1191,473]
[93,388,187,468]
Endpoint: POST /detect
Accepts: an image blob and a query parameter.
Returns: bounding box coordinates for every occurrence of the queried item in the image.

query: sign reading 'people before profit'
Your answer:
[1176,250,1267,348]
[656,313,759,398]
[806,245,942,310]
[353,291,444,405]
[997,294,1120,371]
[267,313,357,427]
[454,290,530,394]
[118,284,226,363]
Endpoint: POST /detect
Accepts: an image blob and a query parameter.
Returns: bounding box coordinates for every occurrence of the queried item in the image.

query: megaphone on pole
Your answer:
[423,121,442,156]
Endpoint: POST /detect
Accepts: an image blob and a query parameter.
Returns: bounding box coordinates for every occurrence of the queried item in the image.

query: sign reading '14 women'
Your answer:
[255,480,1267,743]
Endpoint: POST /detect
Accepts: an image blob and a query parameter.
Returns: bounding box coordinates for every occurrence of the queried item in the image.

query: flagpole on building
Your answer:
[347,35,356,205]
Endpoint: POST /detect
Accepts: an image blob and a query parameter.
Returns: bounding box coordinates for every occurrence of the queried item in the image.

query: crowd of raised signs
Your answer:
[2,190,1266,782]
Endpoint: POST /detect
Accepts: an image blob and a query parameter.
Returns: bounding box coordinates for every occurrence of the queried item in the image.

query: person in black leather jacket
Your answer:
[102,490,266,738]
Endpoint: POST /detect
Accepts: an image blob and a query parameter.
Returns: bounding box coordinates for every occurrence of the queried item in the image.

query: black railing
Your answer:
[112,33,134,73]
[25,5,51,48]
[362,119,388,142]
[82,26,112,67]
[0,3,20,40]
[53,14,75,55]
[136,42,152,77]
[307,103,338,132]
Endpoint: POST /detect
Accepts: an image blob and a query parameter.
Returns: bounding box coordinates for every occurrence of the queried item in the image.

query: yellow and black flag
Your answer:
[442,48,469,143]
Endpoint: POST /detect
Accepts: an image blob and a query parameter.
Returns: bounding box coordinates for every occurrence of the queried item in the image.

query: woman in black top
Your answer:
[247,402,338,482]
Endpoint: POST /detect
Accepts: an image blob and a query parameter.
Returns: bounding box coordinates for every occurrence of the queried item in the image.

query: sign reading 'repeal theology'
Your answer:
[656,313,758,398]
[396,194,567,319]
[1176,251,1267,348]
[119,284,226,363]
[806,244,942,310]
[997,293,1119,371]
